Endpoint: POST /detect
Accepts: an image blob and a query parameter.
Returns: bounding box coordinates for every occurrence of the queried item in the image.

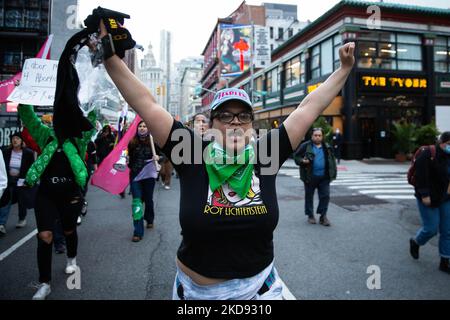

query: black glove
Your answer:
[84,7,136,60]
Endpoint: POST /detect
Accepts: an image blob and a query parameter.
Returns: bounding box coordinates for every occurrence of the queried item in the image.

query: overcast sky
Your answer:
[78,0,450,64]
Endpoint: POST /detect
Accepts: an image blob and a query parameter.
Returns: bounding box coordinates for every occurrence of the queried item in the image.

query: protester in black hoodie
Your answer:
[410,131,450,274]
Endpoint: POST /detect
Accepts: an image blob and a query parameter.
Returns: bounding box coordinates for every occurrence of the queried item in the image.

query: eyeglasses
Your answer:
[213,111,254,124]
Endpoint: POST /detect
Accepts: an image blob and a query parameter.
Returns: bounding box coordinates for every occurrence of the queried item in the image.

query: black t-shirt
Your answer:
[162,120,293,279]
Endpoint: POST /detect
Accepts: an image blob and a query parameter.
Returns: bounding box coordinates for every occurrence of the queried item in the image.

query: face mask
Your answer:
[138,131,149,138]
[444,145,450,155]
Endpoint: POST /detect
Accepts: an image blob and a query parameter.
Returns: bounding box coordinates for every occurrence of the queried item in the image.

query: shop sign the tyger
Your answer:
[359,74,427,92]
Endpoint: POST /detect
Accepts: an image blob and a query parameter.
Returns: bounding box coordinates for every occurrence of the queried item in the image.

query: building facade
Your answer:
[139,42,165,108]
[160,29,171,110]
[200,1,309,111]
[180,65,203,123]
[0,0,50,148]
[229,1,450,159]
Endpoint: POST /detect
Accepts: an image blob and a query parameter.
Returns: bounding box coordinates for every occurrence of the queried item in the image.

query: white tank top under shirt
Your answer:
[9,150,22,177]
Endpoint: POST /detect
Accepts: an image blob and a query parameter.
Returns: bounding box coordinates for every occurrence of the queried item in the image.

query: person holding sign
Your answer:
[127,121,160,242]
[96,14,355,299]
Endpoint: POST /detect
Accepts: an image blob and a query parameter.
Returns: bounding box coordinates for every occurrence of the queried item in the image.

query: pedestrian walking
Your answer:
[0,132,35,233]
[98,16,355,299]
[409,131,450,274]
[17,104,96,300]
[294,128,337,226]
[95,125,115,165]
[127,120,159,241]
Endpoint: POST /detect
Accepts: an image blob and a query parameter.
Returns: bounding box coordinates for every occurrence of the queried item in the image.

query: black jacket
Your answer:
[127,141,157,180]
[294,141,337,183]
[0,147,35,207]
[414,144,450,208]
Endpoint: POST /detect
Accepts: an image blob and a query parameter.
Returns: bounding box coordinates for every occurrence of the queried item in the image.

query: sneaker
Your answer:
[409,238,419,260]
[319,216,331,227]
[81,201,88,216]
[16,219,27,228]
[0,225,6,235]
[307,216,316,224]
[55,244,66,254]
[146,223,154,229]
[76,216,82,226]
[440,258,450,274]
[132,236,142,242]
[32,283,51,300]
[65,257,78,274]
[164,185,171,190]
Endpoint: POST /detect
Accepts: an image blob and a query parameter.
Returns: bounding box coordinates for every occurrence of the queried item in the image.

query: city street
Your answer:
[0,160,449,300]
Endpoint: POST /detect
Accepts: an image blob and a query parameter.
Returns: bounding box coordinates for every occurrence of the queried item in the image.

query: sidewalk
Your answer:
[282,157,410,174]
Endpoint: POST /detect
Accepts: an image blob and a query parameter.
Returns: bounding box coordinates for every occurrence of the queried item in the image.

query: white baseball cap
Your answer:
[210,88,252,111]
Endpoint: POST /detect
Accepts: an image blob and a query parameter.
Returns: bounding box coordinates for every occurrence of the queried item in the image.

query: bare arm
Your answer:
[284,42,355,150]
[100,22,173,148]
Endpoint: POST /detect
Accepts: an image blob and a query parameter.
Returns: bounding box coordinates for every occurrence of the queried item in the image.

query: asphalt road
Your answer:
[0,169,449,300]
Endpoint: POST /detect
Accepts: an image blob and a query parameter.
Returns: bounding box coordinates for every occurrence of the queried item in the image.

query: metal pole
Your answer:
[248,4,254,104]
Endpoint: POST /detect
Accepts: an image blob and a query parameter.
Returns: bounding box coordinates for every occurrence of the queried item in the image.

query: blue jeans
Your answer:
[0,186,28,225]
[130,177,156,224]
[304,176,330,217]
[415,199,450,258]
[133,219,144,238]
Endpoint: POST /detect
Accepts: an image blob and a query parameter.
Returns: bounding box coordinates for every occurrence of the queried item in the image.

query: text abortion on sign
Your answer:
[7,58,58,106]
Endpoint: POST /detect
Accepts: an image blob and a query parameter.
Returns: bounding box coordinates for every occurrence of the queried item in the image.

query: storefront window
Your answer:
[434,37,449,73]
[266,67,279,93]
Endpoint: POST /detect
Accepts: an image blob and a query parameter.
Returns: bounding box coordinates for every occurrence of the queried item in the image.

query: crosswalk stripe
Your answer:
[359,190,413,194]
[375,195,416,200]
[348,185,412,189]
[332,180,407,185]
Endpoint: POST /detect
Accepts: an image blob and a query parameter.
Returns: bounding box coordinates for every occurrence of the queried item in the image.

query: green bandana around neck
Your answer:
[205,142,255,199]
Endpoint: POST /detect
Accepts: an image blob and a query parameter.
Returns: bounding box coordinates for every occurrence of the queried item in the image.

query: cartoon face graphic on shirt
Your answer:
[207,174,263,207]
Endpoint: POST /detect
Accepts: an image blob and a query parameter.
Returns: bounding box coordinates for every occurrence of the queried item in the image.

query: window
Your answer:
[278,28,283,40]
[284,55,301,88]
[357,33,422,71]
[300,53,306,84]
[266,67,279,93]
[25,10,40,30]
[5,9,23,28]
[311,45,320,79]
[333,34,341,70]
[255,76,263,92]
[0,1,3,27]
[434,36,450,73]
[321,39,333,76]
[270,27,274,39]
[288,28,293,38]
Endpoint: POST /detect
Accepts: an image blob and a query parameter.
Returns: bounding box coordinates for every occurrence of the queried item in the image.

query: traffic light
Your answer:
[156,86,160,95]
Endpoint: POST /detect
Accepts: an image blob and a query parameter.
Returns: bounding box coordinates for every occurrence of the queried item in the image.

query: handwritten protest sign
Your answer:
[7,58,58,106]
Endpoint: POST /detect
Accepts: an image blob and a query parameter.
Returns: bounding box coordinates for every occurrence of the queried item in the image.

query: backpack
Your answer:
[407,145,436,186]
